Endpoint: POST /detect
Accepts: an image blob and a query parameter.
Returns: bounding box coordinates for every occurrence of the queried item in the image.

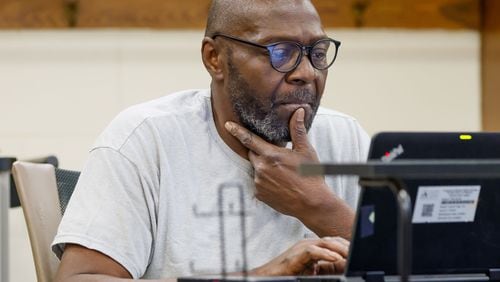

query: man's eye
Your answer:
[272,48,290,60]
[311,49,328,64]
[271,47,292,66]
[312,49,326,59]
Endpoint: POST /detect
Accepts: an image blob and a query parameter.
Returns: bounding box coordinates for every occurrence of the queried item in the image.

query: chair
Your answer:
[10,155,59,208]
[11,161,79,282]
[1,157,16,282]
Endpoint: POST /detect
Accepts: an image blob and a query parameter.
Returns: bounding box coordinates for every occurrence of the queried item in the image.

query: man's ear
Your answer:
[201,37,224,81]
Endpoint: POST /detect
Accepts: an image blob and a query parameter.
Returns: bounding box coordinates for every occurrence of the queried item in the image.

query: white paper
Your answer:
[412,185,480,223]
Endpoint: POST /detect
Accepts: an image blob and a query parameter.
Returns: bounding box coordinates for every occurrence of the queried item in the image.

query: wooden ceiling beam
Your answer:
[0,0,480,30]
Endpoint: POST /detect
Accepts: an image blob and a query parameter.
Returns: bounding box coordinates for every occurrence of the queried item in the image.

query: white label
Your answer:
[412,185,480,223]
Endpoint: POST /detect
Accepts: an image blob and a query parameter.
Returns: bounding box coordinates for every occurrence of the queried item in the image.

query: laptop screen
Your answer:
[347,132,500,276]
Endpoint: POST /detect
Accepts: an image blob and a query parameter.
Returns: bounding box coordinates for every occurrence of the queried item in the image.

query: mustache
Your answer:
[272,88,317,106]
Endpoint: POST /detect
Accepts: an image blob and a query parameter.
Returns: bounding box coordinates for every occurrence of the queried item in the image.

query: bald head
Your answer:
[205,0,251,37]
[204,0,320,37]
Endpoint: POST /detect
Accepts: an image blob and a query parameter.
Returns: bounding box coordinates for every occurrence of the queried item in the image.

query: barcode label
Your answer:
[442,200,474,204]
[412,185,481,223]
[421,204,434,217]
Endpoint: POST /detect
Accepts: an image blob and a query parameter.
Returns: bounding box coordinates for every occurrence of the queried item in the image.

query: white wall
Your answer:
[330,30,480,134]
[0,29,480,282]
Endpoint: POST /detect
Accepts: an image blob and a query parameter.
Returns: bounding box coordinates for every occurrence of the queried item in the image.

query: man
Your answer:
[53,0,370,280]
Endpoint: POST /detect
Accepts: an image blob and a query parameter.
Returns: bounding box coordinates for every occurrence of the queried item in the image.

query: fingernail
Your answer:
[224,121,234,133]
[297,108,305,122]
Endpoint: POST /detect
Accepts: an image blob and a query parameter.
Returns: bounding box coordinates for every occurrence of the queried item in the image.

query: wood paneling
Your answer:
[76,0,210,28]
[481,0,500,131]
[315,0,479,29]
[0,0,480,30]
[0,0,67,28]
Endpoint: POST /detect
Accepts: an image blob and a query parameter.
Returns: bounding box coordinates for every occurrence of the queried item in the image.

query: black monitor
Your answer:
[347,132,500,277]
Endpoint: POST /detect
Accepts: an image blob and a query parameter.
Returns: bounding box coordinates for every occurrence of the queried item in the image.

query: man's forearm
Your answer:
[297,186,355,239]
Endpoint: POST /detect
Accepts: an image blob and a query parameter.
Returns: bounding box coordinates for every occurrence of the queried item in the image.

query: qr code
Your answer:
[421,204,434,217]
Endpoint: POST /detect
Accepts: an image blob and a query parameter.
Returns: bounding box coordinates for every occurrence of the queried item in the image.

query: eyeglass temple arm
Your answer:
[212,33,269,50]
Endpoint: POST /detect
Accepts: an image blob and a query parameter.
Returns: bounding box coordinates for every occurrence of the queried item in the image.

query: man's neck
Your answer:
[210,91,250,160]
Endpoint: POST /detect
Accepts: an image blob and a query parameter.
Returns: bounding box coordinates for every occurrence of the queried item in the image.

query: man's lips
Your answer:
[275,98,313,105]
[276,101,312,109]
[276,103,312,117]
[278,102,311,108]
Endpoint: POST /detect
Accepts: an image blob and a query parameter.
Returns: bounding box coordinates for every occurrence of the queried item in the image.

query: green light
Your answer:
[459,134,472,140]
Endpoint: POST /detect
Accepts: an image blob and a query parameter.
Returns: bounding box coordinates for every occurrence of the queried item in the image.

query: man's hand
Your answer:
[250,237,349,276]
[225,108,354,238]
[225,108,324,215]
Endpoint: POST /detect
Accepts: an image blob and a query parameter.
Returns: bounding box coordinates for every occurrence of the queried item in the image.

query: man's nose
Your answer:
[286,53,317,86]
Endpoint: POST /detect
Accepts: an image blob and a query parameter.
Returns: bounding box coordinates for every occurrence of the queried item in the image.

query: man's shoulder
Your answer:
[123,89,209,119]
[309,106,369,148]
[94,89,210,150]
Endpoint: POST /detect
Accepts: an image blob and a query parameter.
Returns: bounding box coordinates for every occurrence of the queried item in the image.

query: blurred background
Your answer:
[0,0,499,281]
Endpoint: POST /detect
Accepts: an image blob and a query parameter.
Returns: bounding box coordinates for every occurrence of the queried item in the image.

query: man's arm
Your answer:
[55,238,348,281]
[55,244,175,282]
[55,244,134,282]
[225,108,355,239]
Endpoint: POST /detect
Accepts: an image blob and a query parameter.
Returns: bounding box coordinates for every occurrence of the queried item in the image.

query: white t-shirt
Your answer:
[52,89,370,279]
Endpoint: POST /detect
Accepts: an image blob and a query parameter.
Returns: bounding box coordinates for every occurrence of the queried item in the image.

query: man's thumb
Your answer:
[290,108,310,151]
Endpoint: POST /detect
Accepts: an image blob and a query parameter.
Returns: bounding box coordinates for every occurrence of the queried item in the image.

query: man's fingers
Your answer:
[333,259,347,274]
[256,238,348,276]
[316,261,337,275]
[322,236,350,249]
[303,246,347,275]
[326,236,350,246]
[300,244,345,265]
[289,108,312,152]
[317,237,350,258]
[225,121,272,155]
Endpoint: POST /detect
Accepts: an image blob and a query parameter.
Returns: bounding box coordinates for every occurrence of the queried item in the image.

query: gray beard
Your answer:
[227,58,320,144]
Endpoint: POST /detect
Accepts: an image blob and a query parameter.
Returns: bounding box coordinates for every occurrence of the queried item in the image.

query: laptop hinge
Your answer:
[488,269,500,281]
[364,271,385,282]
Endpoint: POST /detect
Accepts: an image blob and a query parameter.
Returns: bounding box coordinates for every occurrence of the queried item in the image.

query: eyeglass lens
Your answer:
[268,39,337,72]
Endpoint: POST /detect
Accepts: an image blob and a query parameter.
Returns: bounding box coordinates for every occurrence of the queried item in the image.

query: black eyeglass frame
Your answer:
[211,33,341,73]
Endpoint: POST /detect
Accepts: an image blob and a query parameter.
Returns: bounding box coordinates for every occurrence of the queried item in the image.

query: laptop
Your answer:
[347,132,500,281]
[180,132,500,282]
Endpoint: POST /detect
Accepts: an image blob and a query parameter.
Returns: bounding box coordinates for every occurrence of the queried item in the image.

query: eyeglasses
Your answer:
[212,33,341,73]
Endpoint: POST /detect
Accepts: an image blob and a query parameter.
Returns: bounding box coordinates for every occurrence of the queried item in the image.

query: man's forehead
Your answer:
[230,0,324,41]
[235,0,319,21]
